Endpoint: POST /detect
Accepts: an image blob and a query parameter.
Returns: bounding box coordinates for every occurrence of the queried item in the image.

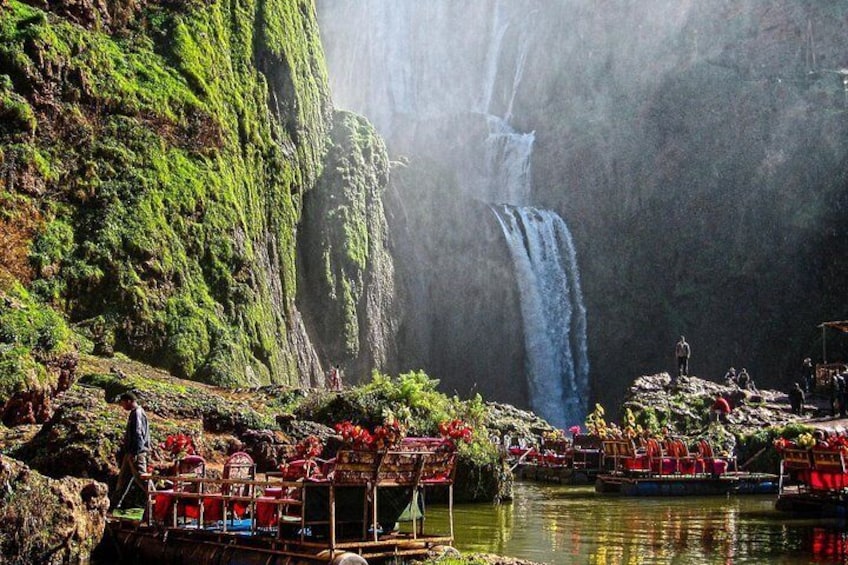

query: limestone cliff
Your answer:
[318,1,848,411]
[0,0,396,390]
[297,110,397,383]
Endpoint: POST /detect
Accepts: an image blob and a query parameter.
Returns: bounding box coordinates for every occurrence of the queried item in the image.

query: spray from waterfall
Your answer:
[318,0,591,427]
[492,205,589,428]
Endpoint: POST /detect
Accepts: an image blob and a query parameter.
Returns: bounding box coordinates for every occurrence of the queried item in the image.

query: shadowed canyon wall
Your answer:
[318,0,848,410]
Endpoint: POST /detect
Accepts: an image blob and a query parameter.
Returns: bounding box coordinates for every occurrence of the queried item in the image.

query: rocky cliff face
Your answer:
[297,110,398,383]
[518,1,848,403]
[0,455,109,565]
[0,0,396,389]
[318,1,848,411]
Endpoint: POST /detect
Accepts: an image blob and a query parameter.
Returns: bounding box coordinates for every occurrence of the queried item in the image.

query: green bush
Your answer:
[736,422,814,474]
[0,283,72,404]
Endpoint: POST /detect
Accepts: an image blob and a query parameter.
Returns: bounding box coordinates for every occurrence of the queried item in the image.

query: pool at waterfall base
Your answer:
[424,481,848,564]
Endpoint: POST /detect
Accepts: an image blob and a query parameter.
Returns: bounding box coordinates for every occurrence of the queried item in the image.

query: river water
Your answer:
[425,481,848,564]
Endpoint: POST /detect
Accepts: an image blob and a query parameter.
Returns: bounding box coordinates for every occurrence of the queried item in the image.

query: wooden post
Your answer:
[198,480,204,530]
[222,493,228,533]
[448,484,454,540]
[371,484,379,542]
[823,324,828,365]
[330,485,337,552]
[301,485,308,542]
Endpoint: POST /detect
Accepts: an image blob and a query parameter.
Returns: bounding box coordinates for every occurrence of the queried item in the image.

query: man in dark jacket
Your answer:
[802,358,815,393]
[675,336,691,379]
[112,391,151,510]
[789,382,805,415]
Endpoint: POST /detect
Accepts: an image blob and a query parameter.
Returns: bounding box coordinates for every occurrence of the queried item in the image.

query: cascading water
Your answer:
[493,206,589,428]
[318,1,590,426]
[479,5,589,426]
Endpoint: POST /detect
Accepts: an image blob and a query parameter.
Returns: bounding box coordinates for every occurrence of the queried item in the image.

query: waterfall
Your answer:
[483,116,535,206]
[318,1,590,427]
[493,206,589,428]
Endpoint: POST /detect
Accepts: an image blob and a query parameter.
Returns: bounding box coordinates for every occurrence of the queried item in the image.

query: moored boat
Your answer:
[99,439,458,565]
[775,435,848,518]
[512,433,603,485]
[594,438,778,496]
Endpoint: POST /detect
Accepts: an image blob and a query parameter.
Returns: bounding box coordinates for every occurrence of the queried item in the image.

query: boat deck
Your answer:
[106,516,452,564]
[596,472,779,496]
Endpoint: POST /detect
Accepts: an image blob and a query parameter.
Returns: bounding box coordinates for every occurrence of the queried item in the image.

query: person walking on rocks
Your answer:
[112,391,151,510]
[675,336,691,379]
[789,382,805,416]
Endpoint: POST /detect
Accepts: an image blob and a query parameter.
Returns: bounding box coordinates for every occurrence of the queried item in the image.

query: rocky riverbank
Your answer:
[0,365,826,563]
[620,372,819,473]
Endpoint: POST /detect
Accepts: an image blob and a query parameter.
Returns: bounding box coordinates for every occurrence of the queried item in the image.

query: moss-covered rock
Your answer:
[0,455,108,565]
[298,110,397,383]
[0,283,77,425]
[13,354,323,476]
[0,0,333,388]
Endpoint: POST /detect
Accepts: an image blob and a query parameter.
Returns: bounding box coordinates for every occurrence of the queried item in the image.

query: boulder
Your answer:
[622,372,802,438]
[0,456,108,565]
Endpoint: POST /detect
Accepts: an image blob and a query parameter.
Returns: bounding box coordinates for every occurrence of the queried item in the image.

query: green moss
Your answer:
[298,110,391,364]
[0,283,72,404]
[0,88,36,136]
[0,0,333,386]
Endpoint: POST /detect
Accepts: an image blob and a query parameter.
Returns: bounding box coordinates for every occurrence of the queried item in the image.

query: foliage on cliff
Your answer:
[296,371,509,501]
[0,0,332,388]
[298,110,397,381]
[0,283,77,425]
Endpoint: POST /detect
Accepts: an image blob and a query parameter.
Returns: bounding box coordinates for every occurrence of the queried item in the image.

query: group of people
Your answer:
[675,336,760,394]
[787,358,848,418]
[723,367,755,391]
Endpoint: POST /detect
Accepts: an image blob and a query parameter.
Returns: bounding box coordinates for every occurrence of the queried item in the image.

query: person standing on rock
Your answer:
[675,336,691,379]
[789,382,805,416]
[112,391,151,510]
[802,357,815,393]
[327,364,342,391]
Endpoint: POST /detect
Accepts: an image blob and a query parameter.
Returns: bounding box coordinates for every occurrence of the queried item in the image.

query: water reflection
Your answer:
[425,482,848,564]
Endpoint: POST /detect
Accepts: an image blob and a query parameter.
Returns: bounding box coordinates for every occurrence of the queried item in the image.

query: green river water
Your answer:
[424,481,847,564]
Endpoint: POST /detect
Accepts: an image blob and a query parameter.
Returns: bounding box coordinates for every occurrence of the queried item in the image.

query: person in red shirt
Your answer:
[710,396,731,423]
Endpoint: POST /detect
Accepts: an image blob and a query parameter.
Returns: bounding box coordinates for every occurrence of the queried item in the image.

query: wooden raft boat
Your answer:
[102,441,457,565]
[775,445,848,518]
[594,438,778,496]
[513,434,603,485]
